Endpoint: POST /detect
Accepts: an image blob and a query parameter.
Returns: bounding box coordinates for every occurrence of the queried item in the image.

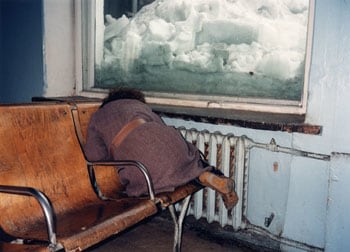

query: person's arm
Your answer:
[84,124,109,161]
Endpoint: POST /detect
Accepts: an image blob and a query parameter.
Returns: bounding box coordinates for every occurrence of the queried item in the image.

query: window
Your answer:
[81,0,315,119]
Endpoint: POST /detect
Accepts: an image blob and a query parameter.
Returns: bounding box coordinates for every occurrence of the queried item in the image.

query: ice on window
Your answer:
[96,0,310,100]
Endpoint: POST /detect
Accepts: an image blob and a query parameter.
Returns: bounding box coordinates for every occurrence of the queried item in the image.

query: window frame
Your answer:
[77,0,315,120]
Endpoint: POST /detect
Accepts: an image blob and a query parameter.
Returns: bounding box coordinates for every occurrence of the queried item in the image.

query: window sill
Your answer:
[151,104,321,135]
[32,96,321,135]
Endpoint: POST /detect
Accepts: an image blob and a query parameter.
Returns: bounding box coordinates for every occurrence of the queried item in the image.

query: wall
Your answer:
[159,0,350,251]
[42,0,76,97]
[301,4,350,249]
[1,0,350,251]
[0,0,44,103]
[159,1,350,251]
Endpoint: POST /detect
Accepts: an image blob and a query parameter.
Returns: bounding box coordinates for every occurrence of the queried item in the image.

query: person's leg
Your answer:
[198,171,238,210]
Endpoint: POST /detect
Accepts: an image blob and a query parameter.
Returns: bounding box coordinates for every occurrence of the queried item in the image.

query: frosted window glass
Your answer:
[94,0,312,102]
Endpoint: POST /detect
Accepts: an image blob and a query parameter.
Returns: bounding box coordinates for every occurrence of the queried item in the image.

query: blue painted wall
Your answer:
[0,0,44,103]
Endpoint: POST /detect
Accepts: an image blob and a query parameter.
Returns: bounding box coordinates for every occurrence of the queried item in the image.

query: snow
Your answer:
[97,0,311,100]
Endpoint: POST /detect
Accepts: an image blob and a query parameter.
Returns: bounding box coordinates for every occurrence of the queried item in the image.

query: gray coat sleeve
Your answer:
[84,123,109,161]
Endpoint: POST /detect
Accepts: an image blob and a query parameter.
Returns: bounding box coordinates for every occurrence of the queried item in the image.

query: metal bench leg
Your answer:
[168,195,192,252]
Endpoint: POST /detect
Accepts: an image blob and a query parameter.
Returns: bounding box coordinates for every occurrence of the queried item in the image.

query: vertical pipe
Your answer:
[232,137,245,230]
[207,134,217,223]
[183,129,203,219]
[219,136,232,226]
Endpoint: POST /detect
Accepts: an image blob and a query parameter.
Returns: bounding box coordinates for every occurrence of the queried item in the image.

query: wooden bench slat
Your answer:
[0,104,158,251]
[0,243,49,252]
[1,101,203,251]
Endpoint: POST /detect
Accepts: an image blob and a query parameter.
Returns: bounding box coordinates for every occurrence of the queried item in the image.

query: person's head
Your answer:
[100,88,146,108]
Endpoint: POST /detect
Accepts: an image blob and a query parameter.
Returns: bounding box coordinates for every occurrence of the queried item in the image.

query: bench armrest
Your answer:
[0,185,60,251]
[87,160,156,201]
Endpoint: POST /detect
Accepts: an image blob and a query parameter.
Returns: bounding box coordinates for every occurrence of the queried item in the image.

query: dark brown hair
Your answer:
[100,88,146,108]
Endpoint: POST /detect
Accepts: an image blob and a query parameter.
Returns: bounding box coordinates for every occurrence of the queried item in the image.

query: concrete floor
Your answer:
[86,214,256,252]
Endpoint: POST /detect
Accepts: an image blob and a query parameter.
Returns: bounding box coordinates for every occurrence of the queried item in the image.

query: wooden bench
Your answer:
[0,102,202,252]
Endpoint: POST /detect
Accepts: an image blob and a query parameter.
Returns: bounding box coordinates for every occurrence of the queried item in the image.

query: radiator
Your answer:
[176,126,332,252]
[178,127,246,230]
[178,127,330,233]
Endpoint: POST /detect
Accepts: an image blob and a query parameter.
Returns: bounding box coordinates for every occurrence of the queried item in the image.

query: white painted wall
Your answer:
[42,0,350,251]
[43,0,76,97]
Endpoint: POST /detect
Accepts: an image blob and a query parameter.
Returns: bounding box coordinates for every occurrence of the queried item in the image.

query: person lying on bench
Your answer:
[84,88,238,210]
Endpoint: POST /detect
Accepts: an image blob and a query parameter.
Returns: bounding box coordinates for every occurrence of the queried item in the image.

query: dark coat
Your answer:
[84,99,206,196]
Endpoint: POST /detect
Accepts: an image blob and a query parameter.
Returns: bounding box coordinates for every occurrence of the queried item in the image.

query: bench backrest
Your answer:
[0,104,99,231]
[72,102,100,145]
[71,102,125,198]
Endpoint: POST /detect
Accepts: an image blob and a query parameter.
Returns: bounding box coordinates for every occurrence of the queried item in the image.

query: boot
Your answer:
[198,171,238,210]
